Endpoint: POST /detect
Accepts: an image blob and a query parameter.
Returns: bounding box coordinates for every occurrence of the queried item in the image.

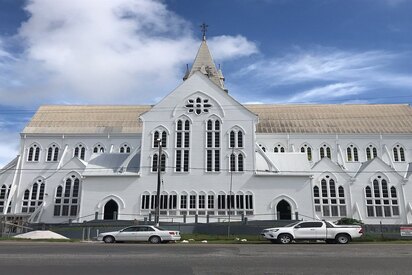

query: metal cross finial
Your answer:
[200,23,208,40]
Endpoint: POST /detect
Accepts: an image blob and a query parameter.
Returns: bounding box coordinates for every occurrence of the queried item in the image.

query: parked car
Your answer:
[97,225,181,244]
[261,221,363,244]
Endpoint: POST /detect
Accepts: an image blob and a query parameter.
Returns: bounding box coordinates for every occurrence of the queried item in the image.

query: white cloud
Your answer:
[287,82,366,103]
[0,0,258,106]
[208,35,258,61]
[0,132,20,168]
[235,48,412,103]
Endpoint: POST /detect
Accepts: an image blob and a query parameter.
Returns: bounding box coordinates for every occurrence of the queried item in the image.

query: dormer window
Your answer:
[185,97,212,115]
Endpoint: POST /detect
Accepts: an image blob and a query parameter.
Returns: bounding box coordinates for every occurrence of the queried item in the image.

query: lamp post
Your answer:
[155,139,162,226]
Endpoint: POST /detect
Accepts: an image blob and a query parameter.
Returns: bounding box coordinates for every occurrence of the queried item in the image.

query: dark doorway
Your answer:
[276,200,292,220]
[104,199,118,220]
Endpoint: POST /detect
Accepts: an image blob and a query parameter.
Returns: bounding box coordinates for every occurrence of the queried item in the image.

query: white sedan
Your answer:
[97,225,181,244]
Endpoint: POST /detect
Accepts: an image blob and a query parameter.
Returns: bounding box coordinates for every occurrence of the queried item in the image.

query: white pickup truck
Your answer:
[261,221,363,244]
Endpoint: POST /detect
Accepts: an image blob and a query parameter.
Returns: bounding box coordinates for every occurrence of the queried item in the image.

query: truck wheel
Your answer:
[278,234,293,244]
[335,234,350,244]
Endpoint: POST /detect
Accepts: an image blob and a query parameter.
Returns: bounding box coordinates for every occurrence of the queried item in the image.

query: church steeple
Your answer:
[183,24,226,91]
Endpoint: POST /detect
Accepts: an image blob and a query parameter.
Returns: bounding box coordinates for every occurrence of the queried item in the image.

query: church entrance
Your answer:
[103,200,118,220]
[276,200,292,220]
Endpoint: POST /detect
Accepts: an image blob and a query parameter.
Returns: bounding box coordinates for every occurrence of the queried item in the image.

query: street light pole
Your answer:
[155,139,162,226]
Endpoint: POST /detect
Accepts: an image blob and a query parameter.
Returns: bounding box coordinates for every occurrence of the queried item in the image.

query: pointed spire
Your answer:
[183,24,226,91]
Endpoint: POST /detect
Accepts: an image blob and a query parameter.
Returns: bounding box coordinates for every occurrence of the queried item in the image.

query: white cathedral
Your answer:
[1,36,412,225]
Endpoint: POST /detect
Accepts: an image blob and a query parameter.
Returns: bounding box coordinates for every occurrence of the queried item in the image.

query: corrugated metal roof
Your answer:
[23,104,412,134]
[23,105,151,134]
[248,104,412,134]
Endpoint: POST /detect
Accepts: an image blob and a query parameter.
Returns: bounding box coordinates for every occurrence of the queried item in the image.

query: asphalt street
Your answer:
[0,242,411,275]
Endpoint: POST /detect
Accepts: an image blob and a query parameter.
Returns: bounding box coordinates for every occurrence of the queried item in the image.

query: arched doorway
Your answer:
[276,200,291,220]
[104,199,118,220]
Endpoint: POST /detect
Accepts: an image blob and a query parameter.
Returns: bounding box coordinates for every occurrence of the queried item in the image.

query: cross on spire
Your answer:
[200,23,208,41]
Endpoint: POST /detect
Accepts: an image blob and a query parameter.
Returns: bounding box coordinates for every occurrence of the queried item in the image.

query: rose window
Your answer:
[185,97,212,115]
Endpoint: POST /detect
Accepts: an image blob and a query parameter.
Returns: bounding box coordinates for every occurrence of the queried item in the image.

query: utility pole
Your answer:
[227,148,234,238]
[155,139,162,226]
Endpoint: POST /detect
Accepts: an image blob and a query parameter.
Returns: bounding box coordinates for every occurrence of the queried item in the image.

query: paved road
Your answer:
[0,242,411,274]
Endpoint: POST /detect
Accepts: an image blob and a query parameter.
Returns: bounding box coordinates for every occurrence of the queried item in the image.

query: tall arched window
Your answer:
[229,152,244,172]
[152,153,166,172]
[393,144,405,162]
[46,144,60,162]
[229,128,244,148]
[206,119,221,172]
[21,178,45,213]
[313,175,346,217]
[274,144,285,153]
[346,144,359,162]
[74,144,86,160]
[0,184,10,213]
[300,144,312,161]
[175,118,190,172]
[53,174,81,217]
[365,176,399,217]
[366,144,378,160]
[119,143,131,153]
[320,144,332,159]
[153,129,167,148]
[27,144,41,162]
[92,144,105,153]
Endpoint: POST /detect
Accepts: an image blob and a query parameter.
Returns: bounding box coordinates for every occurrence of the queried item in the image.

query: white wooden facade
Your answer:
[1,39,411,224]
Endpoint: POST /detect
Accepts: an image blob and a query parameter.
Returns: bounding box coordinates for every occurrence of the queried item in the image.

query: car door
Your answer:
[293,222,319,239]
[134,226,156,241]
[116,227,139,241]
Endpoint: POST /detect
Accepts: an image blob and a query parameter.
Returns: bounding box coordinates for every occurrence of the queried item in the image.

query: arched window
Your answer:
[92,144,105,154]
[153,129,167,148]
[274,144,285,153]
[152,153,166,172]
[229,128,244,148]
[119,143,131,153]
[320,144,331,159]
[366,144,377,160]
[313,175,346,217]
[46,144,60,162]
[206,119,220,172]
[393,144,405,162]
[346,144,359,162]
[27,144,40,162]
[300,144,312,161]
[229,152,245,172]
[365,176,399,217]
[53,174,81,217]
[74,144,86,160]
[0,184,11,213]
[175,118,190,172]
[21,178,45,213]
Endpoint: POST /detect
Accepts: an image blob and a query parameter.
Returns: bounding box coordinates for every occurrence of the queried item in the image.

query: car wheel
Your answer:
[278,234,292,244]
[103,236,115,243]
[335,234,350,244]
[149,236,161,244]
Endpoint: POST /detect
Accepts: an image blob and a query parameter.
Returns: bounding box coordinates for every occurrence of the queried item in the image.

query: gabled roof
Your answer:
[354,157,402,179]
[22,104,412,135]
[23,105,151,134]
[247,104,412,134]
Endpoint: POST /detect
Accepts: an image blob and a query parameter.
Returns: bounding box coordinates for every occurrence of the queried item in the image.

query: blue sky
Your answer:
[0,0,412,167]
